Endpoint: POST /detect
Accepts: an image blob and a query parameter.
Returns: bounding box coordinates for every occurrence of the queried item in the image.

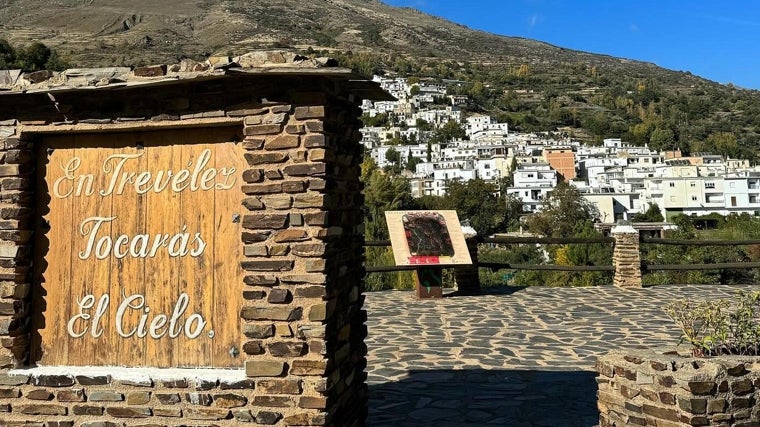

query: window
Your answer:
[670,196,676,202]
[691,196,697,201]
[730,182,736,189]
[731,196,737,207]
[669,182,675,187]
[690,182,696,187]
[705,182,715,189]
[750,196,757,203]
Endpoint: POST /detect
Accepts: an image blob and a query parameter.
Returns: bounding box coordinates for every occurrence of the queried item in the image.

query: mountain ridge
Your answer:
[5,0,760,155]
[0,0,712,88]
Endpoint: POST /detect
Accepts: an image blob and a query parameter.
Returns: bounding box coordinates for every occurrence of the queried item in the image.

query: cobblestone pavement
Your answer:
[364,284,759,427]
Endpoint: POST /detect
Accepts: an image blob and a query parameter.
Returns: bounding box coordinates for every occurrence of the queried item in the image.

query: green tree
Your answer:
[0,39,67,71]
[649,127,676,152]
[705,132,739,158]
[406,151,422,172]
[524,182,599,238]
[631,203,664,222]
[556,222,614,286]
[361,158,417,291]
[361,112,390,128]
[384,147,401,165]
[439,178,512,236]
[0,39,16,69]
[18,42,51,70]
[416,118,434,131]
[478,244,545,287]
[642,215,752,285]
[432,120,466,143]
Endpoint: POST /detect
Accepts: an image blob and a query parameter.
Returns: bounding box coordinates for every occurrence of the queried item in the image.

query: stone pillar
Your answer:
[0,121,30,370]
[454,237,481,295]
[239,91,368,426]
[611,223,642,288]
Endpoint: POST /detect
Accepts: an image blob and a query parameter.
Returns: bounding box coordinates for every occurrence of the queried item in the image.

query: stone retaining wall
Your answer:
[597,349,760,426]
[0,58,379,426]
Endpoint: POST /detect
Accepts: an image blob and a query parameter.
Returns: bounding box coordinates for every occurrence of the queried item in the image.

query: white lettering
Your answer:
[67,294,110,339]
[78,216,117,260]
[55,149,236,199]
[66,292,207,340]
[67,294,95,338]
[169,293,189,338]
[91,294,109,338]
[53,157,90,198]
[116,294,144,338]
[78,217,206,260]
[129,234,150,258]
[100,153,143,197]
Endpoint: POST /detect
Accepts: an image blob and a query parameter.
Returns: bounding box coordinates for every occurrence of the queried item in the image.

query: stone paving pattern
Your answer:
[364,284,759,427]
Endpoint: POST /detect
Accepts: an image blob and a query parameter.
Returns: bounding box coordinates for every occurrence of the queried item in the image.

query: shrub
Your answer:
[665,291,760,356]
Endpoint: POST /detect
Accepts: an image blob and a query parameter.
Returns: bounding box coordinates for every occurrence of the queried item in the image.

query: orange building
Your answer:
[543,147,576,180]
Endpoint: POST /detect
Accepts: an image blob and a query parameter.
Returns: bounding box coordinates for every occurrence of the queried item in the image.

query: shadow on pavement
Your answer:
[368,368,599,427]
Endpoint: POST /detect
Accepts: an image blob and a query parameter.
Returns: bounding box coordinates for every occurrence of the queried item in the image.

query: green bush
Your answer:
[665,291,760,356]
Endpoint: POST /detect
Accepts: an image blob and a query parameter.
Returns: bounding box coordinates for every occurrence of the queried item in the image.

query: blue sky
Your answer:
[382,1,760,90]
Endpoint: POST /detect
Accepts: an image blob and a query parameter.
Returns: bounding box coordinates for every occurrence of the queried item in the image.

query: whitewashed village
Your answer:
[362,75,760,224]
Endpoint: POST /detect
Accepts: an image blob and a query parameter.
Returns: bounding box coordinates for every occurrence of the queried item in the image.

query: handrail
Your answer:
[365,265,426,273]
[643,262,760,271]
[364,262,615,273]
[484,236,615,244]
[641,237,760,246]
[368,237,616,246]
[479,262,615,272]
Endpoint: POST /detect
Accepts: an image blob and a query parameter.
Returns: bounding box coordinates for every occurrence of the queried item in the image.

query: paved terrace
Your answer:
[364,284,759,427]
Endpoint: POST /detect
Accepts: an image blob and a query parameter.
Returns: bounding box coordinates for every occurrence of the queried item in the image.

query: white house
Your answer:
[507,163,558,212]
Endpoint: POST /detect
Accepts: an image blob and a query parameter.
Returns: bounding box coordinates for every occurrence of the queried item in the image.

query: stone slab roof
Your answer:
[0,50,394,101]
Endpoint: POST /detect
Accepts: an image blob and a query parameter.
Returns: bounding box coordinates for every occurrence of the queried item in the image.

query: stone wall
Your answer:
[598,349,760,426]
[0,62,376,425]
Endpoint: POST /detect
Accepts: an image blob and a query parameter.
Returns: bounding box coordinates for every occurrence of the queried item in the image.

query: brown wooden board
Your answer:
[33,127,244,368]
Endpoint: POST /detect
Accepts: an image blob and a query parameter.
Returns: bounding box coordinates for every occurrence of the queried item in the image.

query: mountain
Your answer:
[3,0,760,154]
[0,0,702,81]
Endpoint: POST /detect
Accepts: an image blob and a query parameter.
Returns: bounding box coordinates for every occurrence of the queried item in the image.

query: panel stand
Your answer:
[414,266,443,299]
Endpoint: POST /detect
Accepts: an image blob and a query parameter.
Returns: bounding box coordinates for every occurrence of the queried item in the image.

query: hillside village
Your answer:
[362,76,760,224]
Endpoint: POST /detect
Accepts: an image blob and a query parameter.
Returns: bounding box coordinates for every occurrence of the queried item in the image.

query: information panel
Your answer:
[385,210,472,267]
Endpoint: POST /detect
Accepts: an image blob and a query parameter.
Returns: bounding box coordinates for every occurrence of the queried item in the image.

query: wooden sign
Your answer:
[32,127,245,368]
[385,210,472,266]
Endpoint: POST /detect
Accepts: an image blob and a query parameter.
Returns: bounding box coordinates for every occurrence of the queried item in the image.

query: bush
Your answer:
[665,291,760,356]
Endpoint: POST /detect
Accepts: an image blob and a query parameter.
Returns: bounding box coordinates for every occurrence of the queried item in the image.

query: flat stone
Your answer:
[156,393,181,404]
[213,393,248,408]
[32,374,75,387]
[75,374,111,385]
[105,407,152,418]
[89,391,124,402]
[256,410,283,424]
[245,360,286,377]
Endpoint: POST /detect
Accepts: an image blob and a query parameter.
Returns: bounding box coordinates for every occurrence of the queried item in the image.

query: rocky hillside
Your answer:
[4,0,760,154]
[0,0,701,83]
